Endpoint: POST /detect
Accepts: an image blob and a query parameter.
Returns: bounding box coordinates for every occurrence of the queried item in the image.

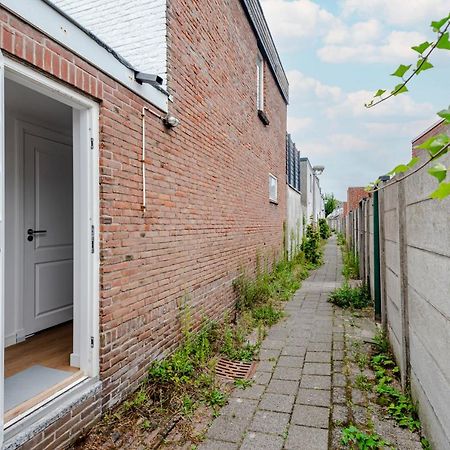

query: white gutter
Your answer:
[1,0,168,112]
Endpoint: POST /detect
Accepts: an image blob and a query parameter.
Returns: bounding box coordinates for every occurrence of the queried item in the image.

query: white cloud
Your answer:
[287,116,314,133]
[260,0,338,49]
[341,0,449,27]
[325,89,434,119]
[318,30,427,63]
[323,19,382,45]
[287,70,342,103]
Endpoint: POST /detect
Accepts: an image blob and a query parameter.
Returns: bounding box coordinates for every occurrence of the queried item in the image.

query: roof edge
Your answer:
[241,0,289,104]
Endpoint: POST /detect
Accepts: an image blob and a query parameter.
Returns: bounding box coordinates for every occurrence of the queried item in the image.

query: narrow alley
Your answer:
[200,236,421,450]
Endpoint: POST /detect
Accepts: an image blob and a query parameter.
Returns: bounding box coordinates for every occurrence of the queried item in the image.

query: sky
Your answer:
[260,0,450,200]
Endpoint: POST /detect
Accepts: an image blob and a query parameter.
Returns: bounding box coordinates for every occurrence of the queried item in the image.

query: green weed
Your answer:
[328,283,371,309]
[343,248,360,280]
[234,379,253,389]
[341,425,389,449]
[355,374,372,392]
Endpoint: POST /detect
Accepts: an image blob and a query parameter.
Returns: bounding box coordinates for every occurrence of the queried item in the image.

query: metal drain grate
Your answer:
[215,358,257,380]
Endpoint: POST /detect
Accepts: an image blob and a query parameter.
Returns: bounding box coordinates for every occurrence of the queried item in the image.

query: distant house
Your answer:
[0,0,288,447]
[300,157,324,225]
[285,133,302,256]
[412,119,450,157]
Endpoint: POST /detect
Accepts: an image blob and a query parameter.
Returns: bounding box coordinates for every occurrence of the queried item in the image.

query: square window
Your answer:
[269,174,278,203]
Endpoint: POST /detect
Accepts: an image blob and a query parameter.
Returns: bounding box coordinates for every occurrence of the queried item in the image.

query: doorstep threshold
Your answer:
[3,376,101,450]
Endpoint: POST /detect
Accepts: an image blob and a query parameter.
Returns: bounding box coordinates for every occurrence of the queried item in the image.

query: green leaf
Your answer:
[416,58,434,74]
[391,83,408,95]
[391,64,411,78]
[431,15,450,32]
[437,106,450,123]
[428,163,447,182]
[374,89,386,97]
[411,41,431,54]
[407,157,420,169]
[417,133,450,156]
[388,164,409,176]
[430,182,450,200]
[436,32,450,50]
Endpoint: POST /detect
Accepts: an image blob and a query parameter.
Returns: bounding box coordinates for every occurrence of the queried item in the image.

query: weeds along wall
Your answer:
[346,152,450,450]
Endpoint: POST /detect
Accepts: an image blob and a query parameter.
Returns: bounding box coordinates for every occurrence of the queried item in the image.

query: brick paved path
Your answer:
[200,236,346,450]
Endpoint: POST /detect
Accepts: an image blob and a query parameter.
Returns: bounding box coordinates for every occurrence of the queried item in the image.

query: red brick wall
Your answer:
[412,120,449,157]
[346,187,368,215]
[1,0,286,446]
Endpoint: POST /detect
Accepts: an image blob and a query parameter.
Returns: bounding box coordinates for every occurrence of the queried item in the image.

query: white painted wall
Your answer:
[300,159,313,226]
[286,186,303,258]
[52,0,167,81]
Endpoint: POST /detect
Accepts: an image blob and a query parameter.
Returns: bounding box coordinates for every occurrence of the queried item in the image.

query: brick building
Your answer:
[345,187,369,216]
[412,119,450,157]
[0,0,288,447]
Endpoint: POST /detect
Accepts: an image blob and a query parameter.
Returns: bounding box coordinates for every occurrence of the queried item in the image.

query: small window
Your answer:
[269,174,278,203]
[256,54,264,111]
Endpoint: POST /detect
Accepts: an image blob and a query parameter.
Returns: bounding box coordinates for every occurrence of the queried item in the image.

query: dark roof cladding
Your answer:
[241,0,289,103]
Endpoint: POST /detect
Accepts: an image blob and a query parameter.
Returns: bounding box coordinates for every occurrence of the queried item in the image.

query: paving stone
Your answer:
[332,404,348,424]
[333,340,345,350]
[273,367,302,381]
[259,393,295,413]
[277,356,304,368]
[261,339,285,350]
[281,346,306,357]
[303,363,331,376]
[231,383,265,400]
[220,398,258,419]
[300,375,331,390]
[285,425,329,449]
[253,371,272,385]
[291,404,329,428]
[259,349,281,361]
[305,351,331,363]
[333,373,347,387]
[333,360,344,373]
[333,350,344,361]
[240,432,284,450]
[206,414,248,442]
[308,342,332,352]
[352,388,366,406]
[267,379,299,395]
[296,388,331,407]
[198,440,239,450]
[249,410,290,435]
[258,360,277,372]
[332,387,347,404]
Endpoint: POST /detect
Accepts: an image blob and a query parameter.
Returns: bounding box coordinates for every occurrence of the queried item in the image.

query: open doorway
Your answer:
[3,78,79,420]
[0,57,100,431]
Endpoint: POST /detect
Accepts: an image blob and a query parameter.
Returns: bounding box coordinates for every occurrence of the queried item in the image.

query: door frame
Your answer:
[0,52,100,433]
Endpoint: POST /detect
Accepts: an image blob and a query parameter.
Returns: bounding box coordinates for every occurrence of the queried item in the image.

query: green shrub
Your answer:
[301,224,322,266]
[318,218,331,239]
[343,248,360,279]
[337,233,346,246]
[328,283,371,309]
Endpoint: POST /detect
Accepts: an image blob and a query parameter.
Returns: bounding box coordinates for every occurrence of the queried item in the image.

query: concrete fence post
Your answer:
[379,187,387,332]
[398,180,411,389]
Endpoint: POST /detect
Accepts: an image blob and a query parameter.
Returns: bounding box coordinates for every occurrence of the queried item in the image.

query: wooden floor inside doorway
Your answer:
[4,321,78,378]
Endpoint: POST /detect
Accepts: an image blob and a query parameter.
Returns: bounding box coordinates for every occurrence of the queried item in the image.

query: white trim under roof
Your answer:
[2,0,169,112]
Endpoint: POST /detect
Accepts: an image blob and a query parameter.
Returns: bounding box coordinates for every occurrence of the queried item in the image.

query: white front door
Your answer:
[23,130,73,336]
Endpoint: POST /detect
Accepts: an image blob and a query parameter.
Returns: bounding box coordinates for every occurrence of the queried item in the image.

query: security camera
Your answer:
[135,72,163,86]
